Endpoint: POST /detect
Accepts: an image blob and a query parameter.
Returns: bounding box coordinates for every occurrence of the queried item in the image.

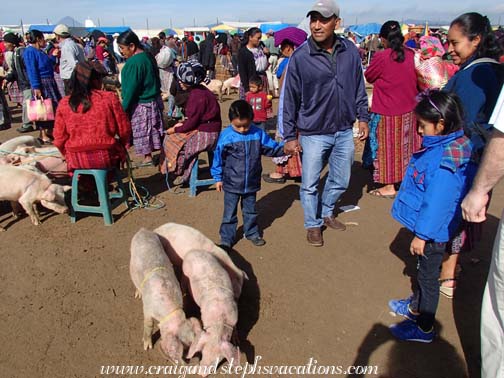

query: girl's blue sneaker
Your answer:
[388,295,418,321]
[389,319,434,343]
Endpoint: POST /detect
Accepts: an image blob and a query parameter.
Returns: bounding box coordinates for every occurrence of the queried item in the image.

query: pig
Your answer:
[202,79,223,102]
[153,223,248,299]
[130,228,202,362]
[0,165,70,227]
[0,136,41,153]
[8,146,66,176]
[222,76,240,96]
[183,249,240,373]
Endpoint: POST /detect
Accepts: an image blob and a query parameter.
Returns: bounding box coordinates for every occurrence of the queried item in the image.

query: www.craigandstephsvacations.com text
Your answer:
[100,356,379,377]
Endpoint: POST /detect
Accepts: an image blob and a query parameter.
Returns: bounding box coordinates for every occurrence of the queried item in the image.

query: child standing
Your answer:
[388,90,477,342]
[211,100,284,248]
[245,76,272,131]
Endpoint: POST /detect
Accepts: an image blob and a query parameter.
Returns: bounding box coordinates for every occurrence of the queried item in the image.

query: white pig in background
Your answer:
[202,79,223,102]
[0,136,41,153]
[130,228,201,361]
[153,223,248,299]
[183,249,240,374]
[0,165,70,229]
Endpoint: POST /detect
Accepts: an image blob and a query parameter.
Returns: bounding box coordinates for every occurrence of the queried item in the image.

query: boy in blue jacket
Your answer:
[388,90,477,342]
[211,100,285,248]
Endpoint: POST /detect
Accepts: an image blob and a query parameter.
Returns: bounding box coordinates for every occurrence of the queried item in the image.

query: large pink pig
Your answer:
[0,165,70,229]
[130,228,201,362]
[183,249,240,374]
[153,223,248,299]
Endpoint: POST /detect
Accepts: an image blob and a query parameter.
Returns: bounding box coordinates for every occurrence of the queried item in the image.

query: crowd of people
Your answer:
[1,0,504,375]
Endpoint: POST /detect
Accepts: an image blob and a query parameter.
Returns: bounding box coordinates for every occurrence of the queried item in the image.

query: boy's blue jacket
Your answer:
[211,125,284,194]
[391,130,477,242]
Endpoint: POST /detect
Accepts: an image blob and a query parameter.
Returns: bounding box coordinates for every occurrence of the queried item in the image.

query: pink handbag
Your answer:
[26,97,55,122]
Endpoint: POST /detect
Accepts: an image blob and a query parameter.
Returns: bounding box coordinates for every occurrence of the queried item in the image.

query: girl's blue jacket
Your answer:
[391,130,477,242]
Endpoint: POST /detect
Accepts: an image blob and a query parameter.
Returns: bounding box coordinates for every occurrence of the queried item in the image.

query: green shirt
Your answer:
[120,51,161,112]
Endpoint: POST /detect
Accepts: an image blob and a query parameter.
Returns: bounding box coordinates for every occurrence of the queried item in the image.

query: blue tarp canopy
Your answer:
[29,24,56,33]
[259,23,292,33]
[346,23,382,41]
[93,26,130,35]
[28,25,130,36]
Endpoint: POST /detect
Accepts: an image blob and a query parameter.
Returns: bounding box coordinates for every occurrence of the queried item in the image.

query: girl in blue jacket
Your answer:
[388,90,477,343]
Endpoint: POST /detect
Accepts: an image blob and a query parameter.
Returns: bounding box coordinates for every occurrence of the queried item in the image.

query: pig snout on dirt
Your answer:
[182,249,239,372]
[130,228,198,362]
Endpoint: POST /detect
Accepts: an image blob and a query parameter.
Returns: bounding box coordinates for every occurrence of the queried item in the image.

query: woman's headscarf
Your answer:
[74,61,108,88]
[419,36,446,59]
[176,60,207,86]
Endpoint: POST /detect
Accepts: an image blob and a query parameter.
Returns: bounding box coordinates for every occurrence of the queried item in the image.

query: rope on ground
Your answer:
[125,150,165,211]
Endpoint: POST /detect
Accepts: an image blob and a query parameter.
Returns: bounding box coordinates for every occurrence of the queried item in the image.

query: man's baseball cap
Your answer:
[307,0,340,18]
[53,24,70,37]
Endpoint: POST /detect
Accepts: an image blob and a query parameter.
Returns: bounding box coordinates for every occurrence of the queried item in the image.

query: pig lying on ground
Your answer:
[0,165,70,229]
[130,228,202,361]
[0,136,41,153]
[202,80,223,102]
[153,223,248,299]
[7,146,67,176]
[183,249,240,374]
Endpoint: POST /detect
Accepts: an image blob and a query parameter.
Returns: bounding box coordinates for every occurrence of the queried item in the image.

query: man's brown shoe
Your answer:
[307,227,323,247]
[323,216,346,231]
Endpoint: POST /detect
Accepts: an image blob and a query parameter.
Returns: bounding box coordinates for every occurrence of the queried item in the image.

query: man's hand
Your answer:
[215,182,223,192]
[284,139,301,155]
[410,236,426,256]
[33,89,42,98]
[461,190,489,223]
[358,121,369,141]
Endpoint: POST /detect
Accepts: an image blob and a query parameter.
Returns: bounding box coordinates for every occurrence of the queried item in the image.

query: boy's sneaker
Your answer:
[248,237,266,246]
[388,295,418,321]
[389,319,434,343]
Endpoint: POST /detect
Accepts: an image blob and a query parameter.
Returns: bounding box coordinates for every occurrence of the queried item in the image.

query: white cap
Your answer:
[53,24,70,37]
[307,0,340,18]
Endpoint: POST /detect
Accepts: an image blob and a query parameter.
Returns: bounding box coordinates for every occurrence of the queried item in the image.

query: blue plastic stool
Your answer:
[70,169,129,225]
[189,151,216,197]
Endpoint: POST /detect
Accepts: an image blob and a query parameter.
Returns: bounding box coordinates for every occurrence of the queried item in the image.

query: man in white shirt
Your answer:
[112,33,123,63]
[54,24,85,94]
[462,86,504,378]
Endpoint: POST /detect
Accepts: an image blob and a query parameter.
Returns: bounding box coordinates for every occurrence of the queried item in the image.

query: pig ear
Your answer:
[186,330,208,360]
[221,342,240,364]
[41,186,56,201]
[63,185,72,192]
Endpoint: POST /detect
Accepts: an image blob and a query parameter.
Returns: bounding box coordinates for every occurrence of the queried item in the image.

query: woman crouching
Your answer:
[160,61,222,189]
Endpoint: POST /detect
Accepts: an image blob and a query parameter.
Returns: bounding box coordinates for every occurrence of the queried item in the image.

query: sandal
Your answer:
[368,189,397,199]
[439,278,457,299]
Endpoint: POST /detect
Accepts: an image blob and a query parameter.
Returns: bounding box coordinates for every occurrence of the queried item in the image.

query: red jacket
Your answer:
[365,48,418,116]
[54,90,131,155]
[245,91,271,122]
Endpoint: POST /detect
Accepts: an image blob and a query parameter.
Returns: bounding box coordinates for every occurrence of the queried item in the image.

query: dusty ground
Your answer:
[0,93,502,378]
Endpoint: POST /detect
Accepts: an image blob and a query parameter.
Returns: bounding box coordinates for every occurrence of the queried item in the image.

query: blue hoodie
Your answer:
[280,36,369,142]
[391,130,477,242]
[211,125,284,194]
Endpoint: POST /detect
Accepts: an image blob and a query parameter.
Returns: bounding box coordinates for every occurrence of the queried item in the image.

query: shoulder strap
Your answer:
[463,58,500,70]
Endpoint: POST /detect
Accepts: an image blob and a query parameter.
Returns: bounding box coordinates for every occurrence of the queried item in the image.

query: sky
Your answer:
[1,0,503,30]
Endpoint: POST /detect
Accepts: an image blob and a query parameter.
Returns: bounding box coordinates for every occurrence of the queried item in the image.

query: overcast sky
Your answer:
[1,0,503,29]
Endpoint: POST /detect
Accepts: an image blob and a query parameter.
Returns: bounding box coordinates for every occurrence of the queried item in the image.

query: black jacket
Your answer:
[198,34,216,69]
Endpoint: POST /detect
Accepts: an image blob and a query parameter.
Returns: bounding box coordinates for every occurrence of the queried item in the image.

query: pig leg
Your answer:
[10,201,22,219]
[135,289,142,299]
[18,196,40,225]
[143,316,155,350]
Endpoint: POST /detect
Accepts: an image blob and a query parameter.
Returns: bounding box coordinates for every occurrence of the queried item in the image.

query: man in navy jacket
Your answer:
[280,0,369,246]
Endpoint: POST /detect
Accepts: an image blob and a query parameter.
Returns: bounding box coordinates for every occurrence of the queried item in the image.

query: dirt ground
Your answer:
[0,93,502,378]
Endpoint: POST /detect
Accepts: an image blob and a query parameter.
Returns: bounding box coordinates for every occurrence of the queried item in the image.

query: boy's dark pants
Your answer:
[219,191,260,246]
[411,241,446,331]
